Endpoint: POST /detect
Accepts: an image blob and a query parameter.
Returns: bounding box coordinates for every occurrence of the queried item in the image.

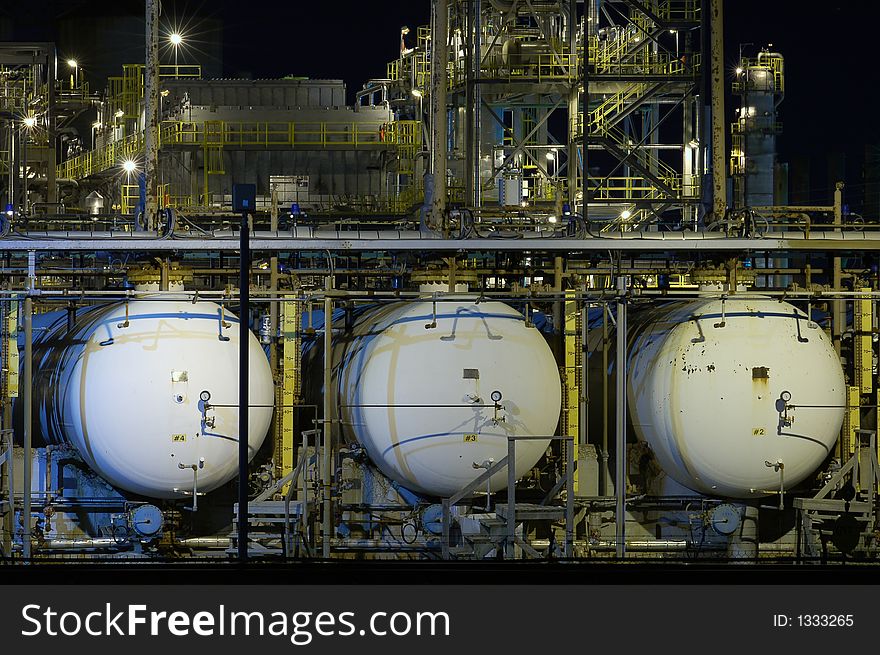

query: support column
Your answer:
[144,0,160,231]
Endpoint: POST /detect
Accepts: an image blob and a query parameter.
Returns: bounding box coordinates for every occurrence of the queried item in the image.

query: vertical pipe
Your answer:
[582,2,589,220]
[465,1,475,206]
[601,302,609,494]
[144,0,160,232]
[22,293,32,560]
[567,0,578,176]
[506,437,515,559]
[832,182,844,358]
[474,0,482,208]
[709,0,727,220]
[430,0,449,232]
[9,129,17,211]
[47,51,57,206]
[269,195,280,386]
[579,295,588,448]
[238,212,250,563]
[565,436,574,557]
[21,127,28,213]
[615,277,627,559]
[322,280,333,559]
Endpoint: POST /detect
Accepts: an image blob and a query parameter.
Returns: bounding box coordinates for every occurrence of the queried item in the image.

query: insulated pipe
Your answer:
[144,0,160,232]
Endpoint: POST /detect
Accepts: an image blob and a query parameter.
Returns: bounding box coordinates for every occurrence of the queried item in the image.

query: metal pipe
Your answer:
[832,183,844,358]
[37,538,130,551]
[22,292,33,560]
[144,0,160,232]
[709,0,726,220]
[589,540,726,552]
[601,303,609,494]
[237,211,250,562]
[614,277,627,559]
[179,537,232,549]
[565,435,574,557]
[568,0,579,208]
[430,0,449,233]
[506,436,515,558]
[580,295,588,448]
[322,278,333,559]
[47,51,57,205]
[474,0,482,208]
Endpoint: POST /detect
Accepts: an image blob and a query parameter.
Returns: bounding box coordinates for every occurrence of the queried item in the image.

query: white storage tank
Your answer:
[628,298,845,498]
[32,299,274,499]
[334,299,562,497]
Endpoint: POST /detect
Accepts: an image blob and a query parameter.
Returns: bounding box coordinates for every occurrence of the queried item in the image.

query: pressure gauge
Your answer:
[490,390,503,403]
[199,390,212,402]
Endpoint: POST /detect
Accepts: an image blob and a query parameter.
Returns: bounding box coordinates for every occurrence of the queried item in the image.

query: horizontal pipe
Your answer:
[4,234,880,252]
[179,537,232,549]
[37,538,129,550]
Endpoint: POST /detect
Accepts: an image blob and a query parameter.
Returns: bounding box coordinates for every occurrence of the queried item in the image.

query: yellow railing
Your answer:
[58,120,394,180]
[590,175,696,202]
[164,121,388,148]
[455,52,580,86]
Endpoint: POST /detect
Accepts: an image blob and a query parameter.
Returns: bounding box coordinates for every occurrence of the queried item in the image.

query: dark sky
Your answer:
[5,1,878,159]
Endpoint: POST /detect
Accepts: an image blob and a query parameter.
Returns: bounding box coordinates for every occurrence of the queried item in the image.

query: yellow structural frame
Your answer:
[278,300,302,494]
[854,288,874,396]
[563,292,582,493]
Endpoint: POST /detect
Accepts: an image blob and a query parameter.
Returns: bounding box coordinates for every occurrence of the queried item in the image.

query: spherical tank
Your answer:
[33,300,274,499]
[628,298,844,498]
[336,300,561,497]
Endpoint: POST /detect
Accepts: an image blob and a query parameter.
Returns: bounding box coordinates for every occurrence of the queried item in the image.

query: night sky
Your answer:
[4,1,878,206]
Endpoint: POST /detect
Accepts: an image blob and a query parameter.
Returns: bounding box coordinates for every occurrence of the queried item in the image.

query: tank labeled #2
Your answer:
[335,299,562,498]
[628,298,845,498]
[31,299,275,499]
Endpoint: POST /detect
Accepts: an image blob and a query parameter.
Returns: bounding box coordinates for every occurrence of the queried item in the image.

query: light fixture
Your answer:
[548,216,558,224]
[122,160,137,174]
[169,33,183,46]
[23,116,37,129]
[411,88,422,98]
[160,89,170,97]
[67,59,78,68]
[115,109,124,118]
[545,151,556,161]
[735,67,743,75]
[620,209,632,220]
[92,121,102,130]
[400,26,410,36]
